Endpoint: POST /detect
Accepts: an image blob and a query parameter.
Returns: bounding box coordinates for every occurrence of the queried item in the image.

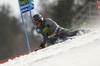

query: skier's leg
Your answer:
[58,28,79,38]
[47,37,58,45]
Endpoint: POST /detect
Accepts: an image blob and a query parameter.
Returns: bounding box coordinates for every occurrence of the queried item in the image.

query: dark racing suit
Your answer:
[36,18,78,45]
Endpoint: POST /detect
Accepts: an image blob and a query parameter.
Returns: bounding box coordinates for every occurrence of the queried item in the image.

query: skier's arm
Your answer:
[37,33,46,49]
[38,33,45,42]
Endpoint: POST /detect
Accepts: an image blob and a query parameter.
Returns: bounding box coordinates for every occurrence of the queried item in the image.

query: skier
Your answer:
[32,14,78,49]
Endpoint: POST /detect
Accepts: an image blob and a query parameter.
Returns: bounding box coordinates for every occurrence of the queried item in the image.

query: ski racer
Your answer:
[32,14,78,49]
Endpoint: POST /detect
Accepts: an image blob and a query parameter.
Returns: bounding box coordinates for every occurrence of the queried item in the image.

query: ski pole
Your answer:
[48,23,86,38]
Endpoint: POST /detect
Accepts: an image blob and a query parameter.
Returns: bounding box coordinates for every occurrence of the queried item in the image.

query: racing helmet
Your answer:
[32,14,43,23]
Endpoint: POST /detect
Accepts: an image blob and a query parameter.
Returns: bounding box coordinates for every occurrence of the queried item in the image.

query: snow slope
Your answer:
[0,20,100,66]
[0,30,100,66]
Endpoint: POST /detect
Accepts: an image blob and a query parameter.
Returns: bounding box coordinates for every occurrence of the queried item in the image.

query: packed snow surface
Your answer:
[0,20,100,66]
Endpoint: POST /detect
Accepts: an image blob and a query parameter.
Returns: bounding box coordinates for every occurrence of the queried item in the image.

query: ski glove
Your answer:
[40,41,46,49]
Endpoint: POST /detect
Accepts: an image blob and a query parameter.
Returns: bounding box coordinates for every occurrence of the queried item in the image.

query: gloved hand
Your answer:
[39,41,46,49]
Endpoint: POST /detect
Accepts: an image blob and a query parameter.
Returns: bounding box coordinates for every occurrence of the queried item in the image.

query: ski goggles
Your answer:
[33,20,40,25]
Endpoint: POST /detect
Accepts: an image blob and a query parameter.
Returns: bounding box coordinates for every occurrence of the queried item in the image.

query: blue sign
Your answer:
[19,0,34,13]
